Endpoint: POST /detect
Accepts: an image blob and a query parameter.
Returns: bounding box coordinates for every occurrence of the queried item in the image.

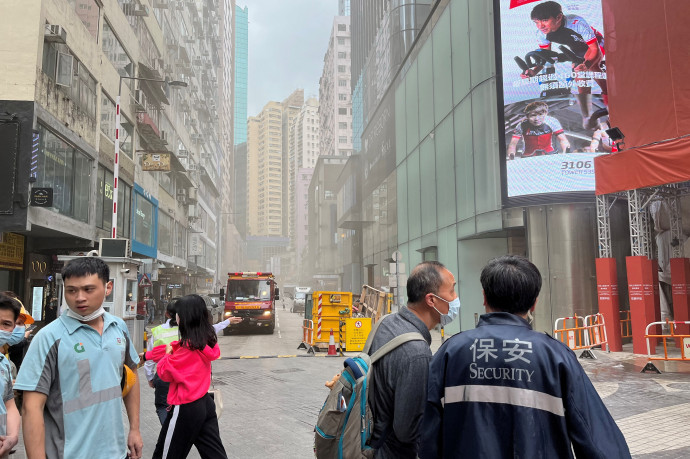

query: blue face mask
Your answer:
[7,326,25,346]
[432,294,461,327]
[0,329,14,347]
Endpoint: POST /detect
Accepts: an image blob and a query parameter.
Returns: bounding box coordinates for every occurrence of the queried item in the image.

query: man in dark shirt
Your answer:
[368,261,459,458]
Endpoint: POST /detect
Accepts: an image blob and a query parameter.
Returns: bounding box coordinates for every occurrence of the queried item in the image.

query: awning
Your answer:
[594,135,690,195]
[176,170,195,188]
[138,62,170,106]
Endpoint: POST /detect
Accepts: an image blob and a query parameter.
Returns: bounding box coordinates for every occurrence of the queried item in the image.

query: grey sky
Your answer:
[245,0,338,117]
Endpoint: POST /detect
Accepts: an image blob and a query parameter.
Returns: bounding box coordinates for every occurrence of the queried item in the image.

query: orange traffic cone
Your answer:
[327,328,337,356]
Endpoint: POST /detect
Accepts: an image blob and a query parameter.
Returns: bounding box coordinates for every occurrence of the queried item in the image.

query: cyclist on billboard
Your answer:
[507,101,570,159]
[521,1,607,128]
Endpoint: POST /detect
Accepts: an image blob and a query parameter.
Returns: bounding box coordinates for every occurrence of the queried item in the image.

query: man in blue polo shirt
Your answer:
[15,257,143,459]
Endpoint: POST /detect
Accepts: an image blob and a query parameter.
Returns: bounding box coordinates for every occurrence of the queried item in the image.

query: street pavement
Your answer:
[12,303,690,457]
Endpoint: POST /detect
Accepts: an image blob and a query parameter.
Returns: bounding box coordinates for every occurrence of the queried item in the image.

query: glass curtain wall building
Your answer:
[234,5,248,145]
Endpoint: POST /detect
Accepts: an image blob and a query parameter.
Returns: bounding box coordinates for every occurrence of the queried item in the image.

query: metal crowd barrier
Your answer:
[554,313,608,359]
[297,319,315,353]
[641,320,690,374]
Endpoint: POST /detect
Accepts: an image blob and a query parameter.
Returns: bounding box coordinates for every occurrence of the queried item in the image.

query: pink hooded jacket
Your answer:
[145,340,220,405]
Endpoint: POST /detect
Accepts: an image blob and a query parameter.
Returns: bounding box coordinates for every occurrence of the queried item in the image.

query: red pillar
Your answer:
[596,258,622,352]
[670,258,690,336]
[626,256,658,355]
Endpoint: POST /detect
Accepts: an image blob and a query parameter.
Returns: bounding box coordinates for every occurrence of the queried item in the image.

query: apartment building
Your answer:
[0,0,233,316]
[319,16,352,158]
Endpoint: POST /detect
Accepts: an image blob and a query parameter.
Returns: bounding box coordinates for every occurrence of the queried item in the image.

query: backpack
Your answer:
[314,315,426,459]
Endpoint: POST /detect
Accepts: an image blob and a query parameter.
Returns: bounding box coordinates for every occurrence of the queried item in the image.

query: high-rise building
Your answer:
[246,89,303,239]
[220,0,244,276]
[281,90,305,238]
[320,16,353,158]
[288,97,320,268]
[339,0,351,16]
[0,1,233,309]
[234,5,248,146]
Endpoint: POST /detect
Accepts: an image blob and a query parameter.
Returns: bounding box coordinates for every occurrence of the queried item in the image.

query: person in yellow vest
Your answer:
[145,298,180,424]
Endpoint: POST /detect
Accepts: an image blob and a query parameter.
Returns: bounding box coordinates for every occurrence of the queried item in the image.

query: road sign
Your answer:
[138,273,152,287]
[389,262,406,274]
[388,274,408,288]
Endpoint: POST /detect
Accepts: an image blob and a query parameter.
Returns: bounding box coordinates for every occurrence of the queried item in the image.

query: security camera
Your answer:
[120,268,131,274]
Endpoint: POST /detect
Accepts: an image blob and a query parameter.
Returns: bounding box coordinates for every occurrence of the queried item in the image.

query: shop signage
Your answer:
[142,153,172,172]
[30,188,53,207]
[0,233,24,270]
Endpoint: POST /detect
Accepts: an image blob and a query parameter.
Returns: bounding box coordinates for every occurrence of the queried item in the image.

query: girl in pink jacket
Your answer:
[143,294,227,459]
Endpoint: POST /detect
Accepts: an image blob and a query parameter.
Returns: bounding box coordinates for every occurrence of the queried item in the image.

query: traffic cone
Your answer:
[327,328,337,356]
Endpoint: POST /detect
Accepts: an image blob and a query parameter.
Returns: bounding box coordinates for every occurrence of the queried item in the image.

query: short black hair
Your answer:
[62,257,110,284]
[176,294,217,350]
[0,293,21,321]
[407,261,446,303]
[531,1,563,20]
[480,255,542,314]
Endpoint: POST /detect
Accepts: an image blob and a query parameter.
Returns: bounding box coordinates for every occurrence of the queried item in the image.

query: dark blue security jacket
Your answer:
[419,313,631,459]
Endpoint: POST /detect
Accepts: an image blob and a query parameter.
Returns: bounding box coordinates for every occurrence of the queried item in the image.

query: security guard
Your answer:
[420,255,630,459]
[145,299,180,424]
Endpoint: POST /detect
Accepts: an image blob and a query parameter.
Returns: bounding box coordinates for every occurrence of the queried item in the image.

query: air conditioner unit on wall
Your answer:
[44,24,67,44]
[177,149,188,158]
[187,187,198,202]
[187,163,198,172]
[99,238,132,258]
[176,188,187,202]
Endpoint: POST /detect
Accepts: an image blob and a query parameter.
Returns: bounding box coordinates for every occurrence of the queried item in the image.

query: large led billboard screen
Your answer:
[498,0,609,199]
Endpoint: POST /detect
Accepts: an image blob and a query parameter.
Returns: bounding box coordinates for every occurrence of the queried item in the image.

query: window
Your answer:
[96,165,132,237]
[102,20,134,87]
[36,125,92,223]
[338,79,348,87]
[338,52,347,59]
[339,94,348,101]
[339,108,348,115]
[338,65,346,73]
[158,211,173,255]
[175,222,186,259]
[339,122,348,130]
[338,24,347,31]
[68,0,100,39]
[337,38,345,45]
[339,136,347,144]
[100,92,133,157]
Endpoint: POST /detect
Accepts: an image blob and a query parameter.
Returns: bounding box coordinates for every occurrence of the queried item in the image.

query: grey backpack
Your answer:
[314,315,425,458]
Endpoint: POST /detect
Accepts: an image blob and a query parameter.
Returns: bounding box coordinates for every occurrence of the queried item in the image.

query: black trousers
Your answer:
[153,393,228,459]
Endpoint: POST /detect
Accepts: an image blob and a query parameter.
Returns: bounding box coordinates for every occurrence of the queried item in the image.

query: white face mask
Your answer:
[65,291,107,322]
[431,294,461,326]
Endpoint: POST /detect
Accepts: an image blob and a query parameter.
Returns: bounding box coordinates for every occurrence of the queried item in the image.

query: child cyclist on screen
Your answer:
[507,101,570,160]
[141,294,228,459]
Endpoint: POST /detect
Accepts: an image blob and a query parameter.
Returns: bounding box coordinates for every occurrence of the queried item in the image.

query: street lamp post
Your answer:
[112,75,187,239]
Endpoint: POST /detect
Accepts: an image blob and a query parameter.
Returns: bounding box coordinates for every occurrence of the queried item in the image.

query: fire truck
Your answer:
[223,272,279,334]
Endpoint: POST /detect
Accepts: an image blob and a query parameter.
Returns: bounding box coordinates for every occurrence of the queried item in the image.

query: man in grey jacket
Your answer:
[368,261,460,458]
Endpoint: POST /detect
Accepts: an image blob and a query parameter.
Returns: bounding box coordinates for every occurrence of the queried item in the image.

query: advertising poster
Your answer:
[499,0,609,198]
